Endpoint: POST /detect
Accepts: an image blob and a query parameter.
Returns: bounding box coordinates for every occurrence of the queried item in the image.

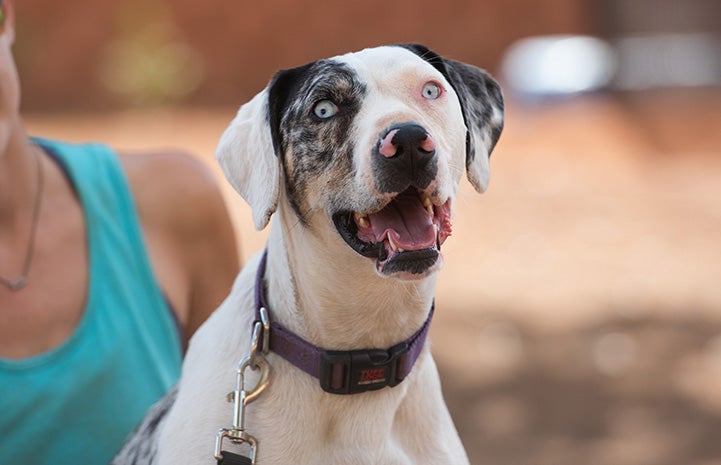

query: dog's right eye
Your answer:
[313,100,339,119]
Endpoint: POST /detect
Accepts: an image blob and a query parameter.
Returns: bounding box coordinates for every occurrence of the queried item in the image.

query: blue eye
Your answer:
[313,100,339,119]
[422,82,442,100]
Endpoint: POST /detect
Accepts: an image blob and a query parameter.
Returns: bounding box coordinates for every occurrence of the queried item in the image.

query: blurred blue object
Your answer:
[502,32,721,99]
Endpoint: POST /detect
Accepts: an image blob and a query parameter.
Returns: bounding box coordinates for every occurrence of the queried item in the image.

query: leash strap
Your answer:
[217,451,253,465]
[253,249,434,395]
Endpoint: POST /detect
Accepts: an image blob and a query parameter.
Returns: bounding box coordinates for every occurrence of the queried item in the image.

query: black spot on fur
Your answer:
[442,60,504,160]
[267,62,315,158]
[266,60,367,224]
[396,43,450,79]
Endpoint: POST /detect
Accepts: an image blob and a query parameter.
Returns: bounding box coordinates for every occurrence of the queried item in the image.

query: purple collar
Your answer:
[253,249,434,395]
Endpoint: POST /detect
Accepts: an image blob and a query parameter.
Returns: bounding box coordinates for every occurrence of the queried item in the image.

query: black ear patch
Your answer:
[441,58,504,161]
[397,43,504,165]
[267,63,314,157]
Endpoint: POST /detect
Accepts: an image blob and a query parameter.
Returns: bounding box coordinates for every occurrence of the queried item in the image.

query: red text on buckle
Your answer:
[359,368,386,385]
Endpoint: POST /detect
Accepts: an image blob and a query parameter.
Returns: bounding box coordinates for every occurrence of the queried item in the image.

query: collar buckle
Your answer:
[319,342,410,395]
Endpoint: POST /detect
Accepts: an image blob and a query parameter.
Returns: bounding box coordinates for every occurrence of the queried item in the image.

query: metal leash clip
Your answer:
[214,315,271,464]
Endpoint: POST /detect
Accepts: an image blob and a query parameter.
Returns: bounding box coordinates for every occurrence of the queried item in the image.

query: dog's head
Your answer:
[217,44,503,280]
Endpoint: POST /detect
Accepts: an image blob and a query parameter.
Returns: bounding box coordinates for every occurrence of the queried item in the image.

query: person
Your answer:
[0,1,240,463]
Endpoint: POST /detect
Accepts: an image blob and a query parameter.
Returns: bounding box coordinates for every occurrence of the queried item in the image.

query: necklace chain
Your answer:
[0,147,45,291]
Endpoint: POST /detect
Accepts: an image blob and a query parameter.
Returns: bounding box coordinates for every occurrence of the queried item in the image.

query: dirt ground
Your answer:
[25,89,721,465]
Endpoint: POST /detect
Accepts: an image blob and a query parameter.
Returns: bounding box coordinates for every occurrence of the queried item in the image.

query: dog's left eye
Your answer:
[422,81,442,100]
[313,100,339,119]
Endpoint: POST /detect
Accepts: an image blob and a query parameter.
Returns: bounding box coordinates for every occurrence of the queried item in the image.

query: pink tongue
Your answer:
[369,194,436,250]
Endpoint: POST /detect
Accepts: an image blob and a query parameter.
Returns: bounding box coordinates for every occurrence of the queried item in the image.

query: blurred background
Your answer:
[16,0,721,463]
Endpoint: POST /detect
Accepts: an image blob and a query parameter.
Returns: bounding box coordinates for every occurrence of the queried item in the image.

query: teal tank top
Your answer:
[0,138,183,465]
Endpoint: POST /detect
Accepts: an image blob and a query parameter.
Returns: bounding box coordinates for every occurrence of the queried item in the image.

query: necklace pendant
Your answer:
[9,276,28,291]
[2,146,44,293]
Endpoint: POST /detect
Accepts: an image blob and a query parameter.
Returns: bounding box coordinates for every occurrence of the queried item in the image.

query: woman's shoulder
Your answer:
[117,148,240,337]
[117,149,225,226]
[116,147,239,266]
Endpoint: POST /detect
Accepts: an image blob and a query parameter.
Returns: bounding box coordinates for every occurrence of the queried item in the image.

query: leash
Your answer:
[214,294,272,464]
[214,248,434,463]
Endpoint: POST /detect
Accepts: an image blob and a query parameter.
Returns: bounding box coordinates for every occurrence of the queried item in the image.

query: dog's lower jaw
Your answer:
[332,216,446,281]
[332,186,452,280]
[380,250,444,281]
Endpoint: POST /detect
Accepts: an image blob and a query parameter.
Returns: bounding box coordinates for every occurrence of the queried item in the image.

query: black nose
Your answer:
[373,123,438,193]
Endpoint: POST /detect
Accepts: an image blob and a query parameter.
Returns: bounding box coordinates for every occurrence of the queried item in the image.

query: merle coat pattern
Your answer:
[113,44,503,465]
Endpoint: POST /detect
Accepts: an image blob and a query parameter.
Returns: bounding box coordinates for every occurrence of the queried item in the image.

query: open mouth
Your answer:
[332,188,452,277]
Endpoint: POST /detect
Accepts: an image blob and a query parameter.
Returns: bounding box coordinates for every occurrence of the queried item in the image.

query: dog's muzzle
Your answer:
[333,123,451,279]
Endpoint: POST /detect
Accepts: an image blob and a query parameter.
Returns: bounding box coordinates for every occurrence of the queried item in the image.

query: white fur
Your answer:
[157,46,478,465]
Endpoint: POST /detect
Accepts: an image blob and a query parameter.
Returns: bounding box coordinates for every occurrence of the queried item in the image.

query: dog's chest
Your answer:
[247,360,466,464]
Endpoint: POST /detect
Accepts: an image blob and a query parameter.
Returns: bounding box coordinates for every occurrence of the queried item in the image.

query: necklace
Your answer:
[0,147,45,291]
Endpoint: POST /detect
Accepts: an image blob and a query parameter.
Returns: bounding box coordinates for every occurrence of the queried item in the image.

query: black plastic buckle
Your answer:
[319,342,410,394]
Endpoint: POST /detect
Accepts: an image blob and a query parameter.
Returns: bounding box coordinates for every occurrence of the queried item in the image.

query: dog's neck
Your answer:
[263,205,437,351]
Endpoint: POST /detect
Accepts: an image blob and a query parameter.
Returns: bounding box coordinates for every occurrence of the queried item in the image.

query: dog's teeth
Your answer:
[422,195,434,216]
[354,212,370,228]
[388,235,398,252]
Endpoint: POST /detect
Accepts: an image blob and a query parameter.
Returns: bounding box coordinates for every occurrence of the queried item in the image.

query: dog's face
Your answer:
[217,44,503,280]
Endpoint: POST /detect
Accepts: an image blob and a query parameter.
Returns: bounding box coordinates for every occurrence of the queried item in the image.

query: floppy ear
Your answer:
[444,58,504,193]
[215,65,312,230]
[399,44,504,193]
[215,89,280,230]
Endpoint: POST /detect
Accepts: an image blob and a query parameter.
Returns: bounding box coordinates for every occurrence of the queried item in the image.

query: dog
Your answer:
[113,43,503,465]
